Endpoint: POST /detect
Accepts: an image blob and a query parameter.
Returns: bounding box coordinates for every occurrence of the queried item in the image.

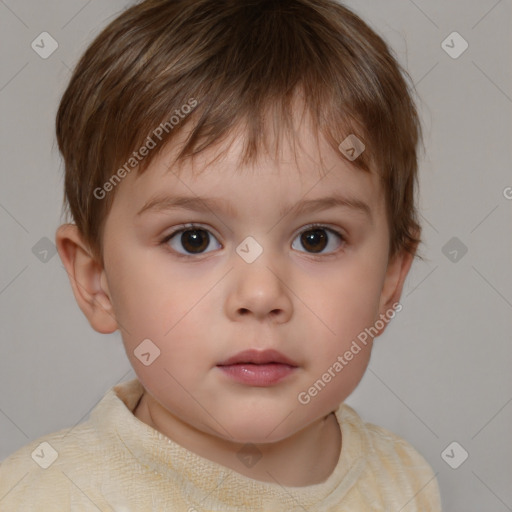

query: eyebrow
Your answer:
[136,193,372,219]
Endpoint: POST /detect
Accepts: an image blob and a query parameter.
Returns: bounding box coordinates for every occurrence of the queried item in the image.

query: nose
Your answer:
[225,249,293,324]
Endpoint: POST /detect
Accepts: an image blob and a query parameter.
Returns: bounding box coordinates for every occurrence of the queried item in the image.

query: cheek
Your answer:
[298,255,385,402]
[106,252,217,372]
[297,335,373,417]
[316,259,385,340]
[106,250,191,334]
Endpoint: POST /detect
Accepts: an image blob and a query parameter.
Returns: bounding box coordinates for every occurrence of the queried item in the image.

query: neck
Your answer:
[134,391,341,487]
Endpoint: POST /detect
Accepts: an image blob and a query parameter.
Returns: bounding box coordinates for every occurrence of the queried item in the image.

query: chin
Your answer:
[212,414,306,445]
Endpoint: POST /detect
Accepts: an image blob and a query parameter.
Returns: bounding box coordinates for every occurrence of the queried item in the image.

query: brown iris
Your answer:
[300,228,327,253]
[180,229,210,254]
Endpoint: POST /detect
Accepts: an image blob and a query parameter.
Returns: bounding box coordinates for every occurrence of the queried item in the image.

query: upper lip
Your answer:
[217,349,298,367]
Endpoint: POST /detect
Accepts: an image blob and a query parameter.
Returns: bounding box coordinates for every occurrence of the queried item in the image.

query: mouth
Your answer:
[217,349,298,367]
[216,349,298,386]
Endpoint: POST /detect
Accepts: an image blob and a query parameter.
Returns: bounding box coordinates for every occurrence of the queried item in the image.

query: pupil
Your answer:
[302,229,327,253]
[182,230,209,253]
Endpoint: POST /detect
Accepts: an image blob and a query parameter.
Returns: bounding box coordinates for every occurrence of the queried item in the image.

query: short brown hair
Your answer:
[56,0,422,263]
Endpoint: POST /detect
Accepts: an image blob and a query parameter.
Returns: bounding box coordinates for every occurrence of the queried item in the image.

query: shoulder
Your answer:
[0,380,146,511]
[0,421,112,511]
[337,404,442,511]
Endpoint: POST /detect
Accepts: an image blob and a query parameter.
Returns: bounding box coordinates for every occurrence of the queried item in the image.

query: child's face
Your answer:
[94,121,408,444]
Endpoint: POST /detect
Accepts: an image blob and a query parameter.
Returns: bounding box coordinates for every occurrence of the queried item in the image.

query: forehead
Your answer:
[112,118,385,220]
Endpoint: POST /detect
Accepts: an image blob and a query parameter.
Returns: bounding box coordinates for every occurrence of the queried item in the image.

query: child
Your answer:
[0,0,442,509]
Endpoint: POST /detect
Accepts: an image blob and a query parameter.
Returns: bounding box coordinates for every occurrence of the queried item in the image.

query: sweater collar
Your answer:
[91,378,368,509]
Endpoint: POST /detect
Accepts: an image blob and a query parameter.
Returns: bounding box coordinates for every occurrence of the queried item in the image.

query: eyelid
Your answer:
[161,222,347,258]
[161,223,222,246]
[291,223,346,254]
[294,222,345,237]
[162,222,220,239]
[162,222,345,241]
[161,223,222,259]
[292,223,347,249]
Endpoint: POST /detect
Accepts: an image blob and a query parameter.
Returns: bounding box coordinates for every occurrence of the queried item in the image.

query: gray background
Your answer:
[1,0,511,510]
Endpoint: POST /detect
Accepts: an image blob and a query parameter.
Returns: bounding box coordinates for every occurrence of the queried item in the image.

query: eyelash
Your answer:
[160,223,346,259]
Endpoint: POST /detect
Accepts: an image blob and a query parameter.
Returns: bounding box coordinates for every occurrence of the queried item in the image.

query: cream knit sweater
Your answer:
[0,379,441,511]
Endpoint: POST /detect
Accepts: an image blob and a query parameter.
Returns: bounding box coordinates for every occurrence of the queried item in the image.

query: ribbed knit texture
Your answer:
[0,379,441,511]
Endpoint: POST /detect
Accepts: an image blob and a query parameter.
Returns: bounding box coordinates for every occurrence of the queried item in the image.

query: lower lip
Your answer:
[217,363,297,386]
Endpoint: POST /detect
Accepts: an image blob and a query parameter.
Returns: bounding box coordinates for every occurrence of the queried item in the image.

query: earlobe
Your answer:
[55,224,118,334]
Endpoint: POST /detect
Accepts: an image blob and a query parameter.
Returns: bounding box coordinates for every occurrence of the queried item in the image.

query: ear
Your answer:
[376,247,416,333]
[55,224,118,334]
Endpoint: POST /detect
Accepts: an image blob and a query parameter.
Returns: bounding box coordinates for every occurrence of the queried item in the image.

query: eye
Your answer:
[291,225,344,254]
[162,224,221,256]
